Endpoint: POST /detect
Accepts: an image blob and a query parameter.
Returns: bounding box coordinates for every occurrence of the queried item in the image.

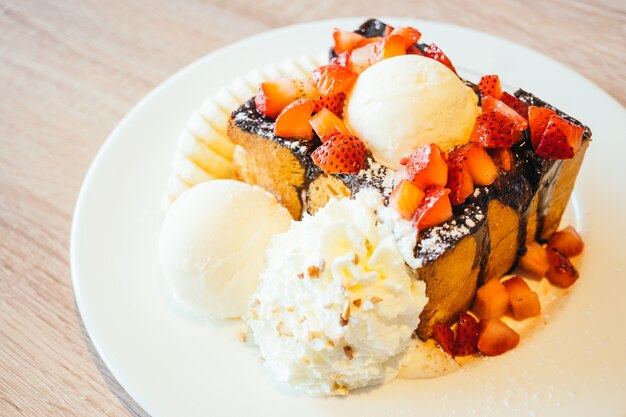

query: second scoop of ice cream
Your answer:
[344,55,479,169]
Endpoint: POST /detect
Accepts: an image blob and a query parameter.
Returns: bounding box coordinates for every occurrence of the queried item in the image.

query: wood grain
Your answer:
[0,1,624,416]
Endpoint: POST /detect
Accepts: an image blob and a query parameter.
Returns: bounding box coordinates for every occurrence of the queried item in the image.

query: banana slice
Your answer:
[163,53,326,211]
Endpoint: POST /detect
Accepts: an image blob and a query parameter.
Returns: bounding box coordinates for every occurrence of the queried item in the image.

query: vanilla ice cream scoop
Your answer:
[159,180,292,319]
[344,55,479,169]
[247,190,428,395]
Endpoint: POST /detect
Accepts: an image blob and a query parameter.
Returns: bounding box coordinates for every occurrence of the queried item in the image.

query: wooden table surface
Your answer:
[1,0,624,415]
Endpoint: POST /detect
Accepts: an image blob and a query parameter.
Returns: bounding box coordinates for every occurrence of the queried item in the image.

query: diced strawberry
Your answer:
[535,115,584,160]
[389,179,425,220]
[311,64,358,96]
[547,226,584,257]
[470,111,517,149]
[477,318,520,356]
[463,143,499,186]
[413,187,452,230]
[255,78,319,118]
[274,98,315,140]
[348,35,406,73]
[431,324,455,356]
[500,92,529,119]
[311,133,367,174]
[481,96,529,131]
[332,29,366,53]
[502,276,541,320]
[355,36,382,48]
[313,92,347,117]
[518,242,549,278]
[423,43,456,74]
[472,278,510,320]
[489,148,514,172]
[406,45,423,55]
[546,247,579,288]
[400,143,448,190]
[309,108,349,139]
[454,313,479,356]
[446,153,474,206]
[478,75,502,99]
[389,26,422,49]
[528,106,557,148]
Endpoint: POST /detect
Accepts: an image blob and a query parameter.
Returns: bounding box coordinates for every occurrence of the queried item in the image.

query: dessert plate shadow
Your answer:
[71,17,626,417]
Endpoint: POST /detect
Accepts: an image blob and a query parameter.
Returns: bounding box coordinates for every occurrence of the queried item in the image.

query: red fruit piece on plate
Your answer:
[422,43,456,74]
[462,143,499,186]
[311,133,367,174]
[477,75,502,99]
[481,96,528,131]
[329,51,350,67]
[349,35,406,73]
[309,108,349,139]
[528,106,557,148]
[332,29,366,54]
[255,78,319,118]
[502,276,541,320]
[535,115,584,160]
[470,111,517,149]
[477,318,520,356]
[547,226,584,257]
[413,187,452,230]
[311,64,358,96]
[389,179,425,220]
[400,143,448,190]
[274,98,315,140]
[454,313,479,356]
[313,92,347,117]
[500,92,529,119]
[518,242,549,277]
[472,278,510,320]
[389,26,422,48]
[446,153,474,206]
[489,148,514,172]
[546,247,579,288]
[431,324,455,357]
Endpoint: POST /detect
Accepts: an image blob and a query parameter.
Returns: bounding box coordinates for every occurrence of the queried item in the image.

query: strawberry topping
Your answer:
[311,64,358,96]
[481,96,529,131]
[389,179,425,220]
[274,98,315,140]
[500,92,530,119]
[400,143,448,190]
[332,29,367,54]
[255,78,319,119]
[311,133,367,174]
[489,148,514,171]
[422,43,456,74]
[478,75,502,99]
[309,108,349,139]
[431,324,455,356]
[446,153,474,206]
[535,115,584,160]
[528,106,557,148]
[454,313,479,356]
[470,111,518,149]
[413,187,453,230]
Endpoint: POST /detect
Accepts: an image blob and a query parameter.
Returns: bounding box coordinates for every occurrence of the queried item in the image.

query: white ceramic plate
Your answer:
[71,18,626,417]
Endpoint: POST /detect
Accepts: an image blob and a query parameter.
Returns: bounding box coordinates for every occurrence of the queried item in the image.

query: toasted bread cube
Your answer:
[472,278,509,320]
[502,276,541,320]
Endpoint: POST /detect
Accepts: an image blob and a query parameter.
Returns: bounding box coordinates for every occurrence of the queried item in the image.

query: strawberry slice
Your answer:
[423,43,456,74]
[470,111,517,149]
[255,78,319,118]
[431,324,455,356]
[547,226,584,257]
[274,98,315,140]
[518,241,549,278]
[546,247,579,288]
[446,153,474,206]
[332,29,367,53]
[389,179,425,220]
[311,64,358,96]
[313,92,347,117]
[481,96,528,131]
[311,133,367,174]
[329,51,350,67]
[489,148,514,172]
[413,187,453,230]
[502,276,541,321]
[463,143,499,186]
[349,35,406,73]
[477,318,520,356]
[400,143,448,190]
[500,92,529,119]
[478,75,502,99]
[535,115,584,160]
[454,313,479,356]
[472,278,510,320]
[309,108,349,139]
[528,106,557,148]
[389,26,422,48]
